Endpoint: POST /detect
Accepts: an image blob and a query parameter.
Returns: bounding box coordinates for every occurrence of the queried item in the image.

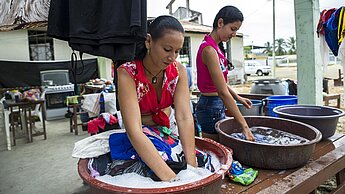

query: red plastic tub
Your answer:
[78,137,232,194]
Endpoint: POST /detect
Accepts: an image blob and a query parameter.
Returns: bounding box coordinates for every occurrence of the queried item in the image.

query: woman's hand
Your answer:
[237,97,252,109]
[242,126,255,141]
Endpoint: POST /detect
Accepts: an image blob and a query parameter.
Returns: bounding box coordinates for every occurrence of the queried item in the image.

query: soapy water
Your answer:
[95,152,221,188]
[231,126,309,145]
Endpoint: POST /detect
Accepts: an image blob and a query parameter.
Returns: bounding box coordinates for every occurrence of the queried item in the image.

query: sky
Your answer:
[147,0,344,46]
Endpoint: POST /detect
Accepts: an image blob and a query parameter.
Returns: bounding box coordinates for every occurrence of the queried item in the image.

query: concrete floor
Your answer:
[0,118,92,194]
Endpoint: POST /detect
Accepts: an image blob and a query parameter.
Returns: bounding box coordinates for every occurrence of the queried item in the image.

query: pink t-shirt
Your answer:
[196,34,228,93]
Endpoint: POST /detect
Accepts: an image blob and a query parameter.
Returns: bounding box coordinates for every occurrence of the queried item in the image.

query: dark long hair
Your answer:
[213,6,243,68]
[135,15,184,60]
[212,6,244,29]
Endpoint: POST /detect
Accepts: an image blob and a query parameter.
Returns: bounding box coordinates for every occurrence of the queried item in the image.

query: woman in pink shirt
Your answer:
[195,6,255,142]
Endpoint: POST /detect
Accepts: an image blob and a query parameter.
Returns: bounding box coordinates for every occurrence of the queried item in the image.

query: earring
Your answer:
[147,48,150,55]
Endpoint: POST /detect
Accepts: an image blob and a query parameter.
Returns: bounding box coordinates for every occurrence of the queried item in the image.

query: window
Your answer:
[28,30,54,61]
[179,37,191,67]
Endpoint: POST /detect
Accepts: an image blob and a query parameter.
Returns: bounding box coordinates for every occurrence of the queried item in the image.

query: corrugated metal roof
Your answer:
[0,21,47,31]
[180,20,243,37]
[0,0,49,31]
[180,20,212,34]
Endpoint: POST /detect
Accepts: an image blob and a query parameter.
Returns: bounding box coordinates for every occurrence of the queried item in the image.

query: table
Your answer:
[221,133,345,193]
[3,99,46,150]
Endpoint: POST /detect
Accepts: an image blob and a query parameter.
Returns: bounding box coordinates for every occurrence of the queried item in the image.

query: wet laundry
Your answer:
[230,126,309,145]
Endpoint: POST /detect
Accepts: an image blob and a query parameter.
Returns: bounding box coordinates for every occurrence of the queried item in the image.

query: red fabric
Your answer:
[87,114,118,134]
[108,114,118,125]
[88,118,106,134]
[119,60,179,128]
[317,8,337,36]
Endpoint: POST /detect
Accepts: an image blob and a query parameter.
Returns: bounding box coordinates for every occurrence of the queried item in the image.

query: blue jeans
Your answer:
[195,95,225,134]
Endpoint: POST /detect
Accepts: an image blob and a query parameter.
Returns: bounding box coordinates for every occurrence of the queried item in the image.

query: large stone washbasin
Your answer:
[273,105,345,139]
[78,137,232,194]
[215,116,322,169]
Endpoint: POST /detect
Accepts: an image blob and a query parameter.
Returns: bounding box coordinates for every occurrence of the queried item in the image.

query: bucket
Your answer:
[78,137,232,194]
[266,95,298,117]
[236,100,263,116]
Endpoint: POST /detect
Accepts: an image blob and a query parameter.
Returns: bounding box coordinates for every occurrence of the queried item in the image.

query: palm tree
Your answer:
[286,36,296,55]
[263,41,272,56]
[275,38,286,56]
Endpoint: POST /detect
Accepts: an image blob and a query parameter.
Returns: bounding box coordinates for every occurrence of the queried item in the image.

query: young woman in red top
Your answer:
[117,16,196,182]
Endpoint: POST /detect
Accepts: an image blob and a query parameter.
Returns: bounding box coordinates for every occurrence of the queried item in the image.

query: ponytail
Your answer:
[218,42,226,55]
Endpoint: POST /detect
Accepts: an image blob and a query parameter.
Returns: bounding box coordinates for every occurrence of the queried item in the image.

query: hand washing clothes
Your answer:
[86,125,214,181]
[83,60,214,181]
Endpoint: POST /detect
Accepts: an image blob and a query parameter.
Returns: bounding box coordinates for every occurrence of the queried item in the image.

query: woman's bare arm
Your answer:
[173,62,197,167]
[117,68,176,181]
[202,46,254,141]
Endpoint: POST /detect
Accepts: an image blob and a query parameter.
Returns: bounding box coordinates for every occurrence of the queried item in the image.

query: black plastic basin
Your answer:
[273,105,345,139]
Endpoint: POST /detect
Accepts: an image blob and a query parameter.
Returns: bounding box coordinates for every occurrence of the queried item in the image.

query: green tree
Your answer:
[286,36,296,55]
[263,41,272,56]
[275,38,286,56]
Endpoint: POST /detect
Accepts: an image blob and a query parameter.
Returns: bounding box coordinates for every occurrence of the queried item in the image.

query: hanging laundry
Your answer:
[317,8,337,69]
[338,7,345,44]
[317,8,336,37]
[323,7,345,56]
[47,0,147,61]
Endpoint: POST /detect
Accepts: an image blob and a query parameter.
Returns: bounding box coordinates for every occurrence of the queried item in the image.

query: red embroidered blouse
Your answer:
[119,60,179,128]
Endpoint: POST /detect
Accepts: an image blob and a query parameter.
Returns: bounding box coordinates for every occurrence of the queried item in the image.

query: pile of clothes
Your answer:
[72,127,215,182]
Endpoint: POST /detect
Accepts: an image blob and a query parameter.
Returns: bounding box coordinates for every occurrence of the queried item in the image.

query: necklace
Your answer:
[142,63,163,84]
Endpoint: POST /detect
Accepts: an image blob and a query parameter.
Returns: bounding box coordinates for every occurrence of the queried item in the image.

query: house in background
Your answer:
[172,5,246,86]
[0,27,111,78]
[0,0,246,88]
[0,0,112,80]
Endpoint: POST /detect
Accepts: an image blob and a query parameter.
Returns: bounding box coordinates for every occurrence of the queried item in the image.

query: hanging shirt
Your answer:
[119,60,179,128]
[325,7,343,56]
[47,0,147,61]
[338,7,345,44]
[196,34,228,93]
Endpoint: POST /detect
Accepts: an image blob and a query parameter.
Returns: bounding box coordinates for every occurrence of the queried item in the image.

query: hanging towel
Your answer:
[81,93,100,117]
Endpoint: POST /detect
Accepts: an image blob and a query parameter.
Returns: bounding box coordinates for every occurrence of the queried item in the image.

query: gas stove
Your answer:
[43,84,75,93]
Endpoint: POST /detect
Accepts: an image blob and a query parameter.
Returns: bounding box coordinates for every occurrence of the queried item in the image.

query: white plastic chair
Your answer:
[29,90,46,127]
[1,97,13,150]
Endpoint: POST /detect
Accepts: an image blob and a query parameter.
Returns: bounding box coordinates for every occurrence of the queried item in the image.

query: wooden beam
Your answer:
[257,144,345,194]
[294,0,323,105]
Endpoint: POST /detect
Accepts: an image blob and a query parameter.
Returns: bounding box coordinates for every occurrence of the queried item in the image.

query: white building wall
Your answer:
[228,36,245,84]
[186,32,245,88]
[186,32,204,90]
[53,39,96,60]
[0,28,112,80]
[0,29,30,60]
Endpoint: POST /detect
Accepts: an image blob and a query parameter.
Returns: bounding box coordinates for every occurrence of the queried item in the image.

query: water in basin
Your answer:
[230,126,309,145]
